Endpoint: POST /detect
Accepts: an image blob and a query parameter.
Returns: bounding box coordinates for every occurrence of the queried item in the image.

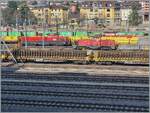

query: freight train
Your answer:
[2,34,139,50]
[19,35,71,46]
[12,48,149,65]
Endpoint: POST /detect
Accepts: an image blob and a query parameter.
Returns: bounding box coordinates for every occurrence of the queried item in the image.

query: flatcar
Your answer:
[13,48,92,64]
[1,51,9,61]
[93,50,149,65]
[12,48,149,65]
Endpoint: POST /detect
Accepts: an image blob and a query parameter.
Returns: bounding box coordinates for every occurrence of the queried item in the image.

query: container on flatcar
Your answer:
[100,35,138,45]
[75,39,118,50]
[19,35,71,46]
[3,36,18,43]
[46,35,71,46]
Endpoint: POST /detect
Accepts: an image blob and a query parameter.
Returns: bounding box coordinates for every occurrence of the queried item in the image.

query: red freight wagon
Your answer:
[20,36,44,42]
[19,36,45,46]
[46,35,71,46]
[75,39,118,50]
[19,35,71,46]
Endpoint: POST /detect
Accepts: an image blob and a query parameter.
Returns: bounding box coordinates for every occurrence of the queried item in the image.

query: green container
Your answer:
[90,32,102,36]
[43,31,56,36]
[23,32,36,36]
[74,31,88,36]
[9,31,21,36]
[59,31,72,36]
[117,32,145,36]
[0,32,7,36]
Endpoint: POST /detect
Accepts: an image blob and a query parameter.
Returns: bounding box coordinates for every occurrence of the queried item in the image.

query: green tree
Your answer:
[2,1,18,25]
[17,1,37,25]
[128,3,142,26]
[8,1,18,10]
[31,1,38,5]
[2,1,37,26]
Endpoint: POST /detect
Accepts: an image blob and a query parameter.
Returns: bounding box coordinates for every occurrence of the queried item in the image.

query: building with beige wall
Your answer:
[48,5,68,25]
[139,0,149,24]
[29,5,49,25]
[80,0,115,25]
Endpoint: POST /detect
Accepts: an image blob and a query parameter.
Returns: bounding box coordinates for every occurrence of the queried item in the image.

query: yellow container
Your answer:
[69,36,91,41]
[101,36,139,45]
[3,36,18,42]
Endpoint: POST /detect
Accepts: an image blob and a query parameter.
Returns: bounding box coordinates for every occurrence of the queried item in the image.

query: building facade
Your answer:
[120,1,132,26]
[29,5,49,25]
[28,0,148,28]
[80,0,115,25]
[114,1,121,26]
[48,5,68,26]
[68,3,80,29]
[140,0,149,24]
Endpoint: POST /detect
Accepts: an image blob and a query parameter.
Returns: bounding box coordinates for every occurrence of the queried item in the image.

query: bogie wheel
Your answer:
[82,61,89,65]
[106,61,112,65]
[97,62,103,65]
[73,61,80,64]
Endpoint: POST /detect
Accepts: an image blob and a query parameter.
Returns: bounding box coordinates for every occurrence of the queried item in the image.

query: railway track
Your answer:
[2,99,148,112]
[1,81,149,96]
[2,89,148,101]
[2,71,149,112]
[2,72,148,84]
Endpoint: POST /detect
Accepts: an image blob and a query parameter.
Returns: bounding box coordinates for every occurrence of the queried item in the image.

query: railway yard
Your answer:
[1,30,149,112]
[1,63,149,112]
[1,0,150,111]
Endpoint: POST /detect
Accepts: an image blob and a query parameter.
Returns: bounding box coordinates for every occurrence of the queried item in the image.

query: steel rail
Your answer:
[2,99,148,112]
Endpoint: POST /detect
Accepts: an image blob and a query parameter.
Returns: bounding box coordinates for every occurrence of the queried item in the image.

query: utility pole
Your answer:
[86,16,89,36]
[24,7,28,48]
[55,15,59,35]
[0,5,2,31]
[16,14,19,33]
[24,19,27,48]
[42,8,45,48]
[125,16,128,32]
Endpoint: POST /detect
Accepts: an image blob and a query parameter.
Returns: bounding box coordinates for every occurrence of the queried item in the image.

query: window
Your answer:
[107,14,110,17]
[106,2,111,7]
[106,20,110,23]
[95,9,98,12]
[107,9,110,12]
[71,20,75,23]
[90,3,92,6]
[51,13,54,16]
